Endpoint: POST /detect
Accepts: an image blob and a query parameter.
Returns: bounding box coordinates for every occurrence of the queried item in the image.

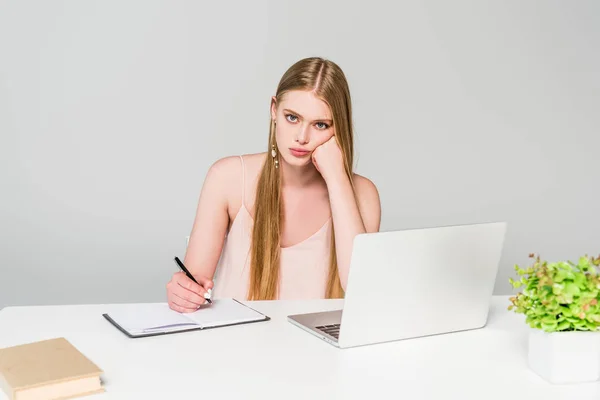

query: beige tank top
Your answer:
[212,155,332,300]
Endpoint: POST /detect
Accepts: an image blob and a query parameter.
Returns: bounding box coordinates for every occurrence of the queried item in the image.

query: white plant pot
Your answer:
[528,328,600,384]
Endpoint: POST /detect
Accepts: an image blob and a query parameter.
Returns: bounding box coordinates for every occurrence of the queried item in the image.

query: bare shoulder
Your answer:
[206,153,265,182]
[200,156,243,208]
[352,173,380,200]
[240,152,268,172]
[207,155,242,177]
[238,152,268,188]
[351,173,381,232]
[205,153,267,216]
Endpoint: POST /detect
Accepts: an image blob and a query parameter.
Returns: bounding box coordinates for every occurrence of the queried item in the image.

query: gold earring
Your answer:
[272,144,278,168]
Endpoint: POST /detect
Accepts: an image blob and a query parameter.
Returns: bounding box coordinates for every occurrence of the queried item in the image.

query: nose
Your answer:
[296,125,309,144]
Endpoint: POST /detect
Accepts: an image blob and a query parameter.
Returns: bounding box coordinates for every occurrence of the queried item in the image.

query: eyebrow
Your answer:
[283,108,333,124]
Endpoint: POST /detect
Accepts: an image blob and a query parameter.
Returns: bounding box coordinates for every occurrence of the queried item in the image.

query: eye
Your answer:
[316,122,330,130]
[285,114,298,123]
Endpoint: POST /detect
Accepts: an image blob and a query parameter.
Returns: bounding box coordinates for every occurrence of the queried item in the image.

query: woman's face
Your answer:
[270,90,334,168]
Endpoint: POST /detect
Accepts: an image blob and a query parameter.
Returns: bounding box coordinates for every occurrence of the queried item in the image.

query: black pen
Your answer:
[173,256,212,304]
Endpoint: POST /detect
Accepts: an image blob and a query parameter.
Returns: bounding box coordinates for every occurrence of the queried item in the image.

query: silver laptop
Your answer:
[287,221,507,349]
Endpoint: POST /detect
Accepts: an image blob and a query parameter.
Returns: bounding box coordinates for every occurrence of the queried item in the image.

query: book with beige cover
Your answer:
[0,337,104,400]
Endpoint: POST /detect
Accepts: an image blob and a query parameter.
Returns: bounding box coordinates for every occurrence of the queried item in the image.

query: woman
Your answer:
[166,57,381,312]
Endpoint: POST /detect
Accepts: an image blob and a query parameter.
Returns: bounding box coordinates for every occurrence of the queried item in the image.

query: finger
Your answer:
[175,281,208,305]
[190,274,213,301]
[169,301,197,313]
[196,275,214,291]
[171,291,206,309]
[168,295,200,312]
[170,292,205,309]
[176,272,207,295]
[168,302,183,312]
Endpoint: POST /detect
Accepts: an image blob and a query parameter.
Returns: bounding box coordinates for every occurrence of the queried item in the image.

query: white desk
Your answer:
[1,296,599,399]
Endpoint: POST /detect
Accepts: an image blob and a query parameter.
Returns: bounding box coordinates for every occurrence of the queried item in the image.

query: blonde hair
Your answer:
[247,57,355,300]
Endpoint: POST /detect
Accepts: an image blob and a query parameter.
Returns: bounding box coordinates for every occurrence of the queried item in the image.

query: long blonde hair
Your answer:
[247,57,355,300]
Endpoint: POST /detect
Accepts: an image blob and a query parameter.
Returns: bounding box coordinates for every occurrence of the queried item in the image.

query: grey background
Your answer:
[1,1,599,309]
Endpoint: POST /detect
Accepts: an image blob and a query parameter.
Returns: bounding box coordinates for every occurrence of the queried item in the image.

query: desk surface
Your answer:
[1,296,599,400]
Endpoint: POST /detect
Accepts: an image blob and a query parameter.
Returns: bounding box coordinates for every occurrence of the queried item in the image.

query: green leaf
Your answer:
[564,282,581,297]
[579,256,591,270]
[520,277,528,285]
[570,303,582,315]
[565,294,575,304]
[574,320,587,330]
[553,283,564,295]
[554,269,568,283]
[574,273,586,288]
[541,316,558,325]
[509,277,523,288]
[590,314,600,323]
[541,323,557,332]
[557,320,572,331]
[542,285,553,293]
[585,321,596,330]
[556,294,568,304]
[560,306,572,317]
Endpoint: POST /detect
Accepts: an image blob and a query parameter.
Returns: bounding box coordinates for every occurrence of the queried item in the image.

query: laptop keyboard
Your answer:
[316,324,340,340]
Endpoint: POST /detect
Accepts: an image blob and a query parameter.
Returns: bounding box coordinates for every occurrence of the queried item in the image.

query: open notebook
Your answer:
[103,298,270,338]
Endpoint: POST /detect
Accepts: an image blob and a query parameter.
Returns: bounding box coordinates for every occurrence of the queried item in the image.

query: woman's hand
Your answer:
[311,135,346,183]
[166,271,214,313]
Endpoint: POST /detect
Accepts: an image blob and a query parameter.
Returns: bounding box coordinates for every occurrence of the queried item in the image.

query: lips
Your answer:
[290,148,310,157]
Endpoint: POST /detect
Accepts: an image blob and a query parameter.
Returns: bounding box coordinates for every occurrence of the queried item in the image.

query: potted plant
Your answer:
[509,253,600,384]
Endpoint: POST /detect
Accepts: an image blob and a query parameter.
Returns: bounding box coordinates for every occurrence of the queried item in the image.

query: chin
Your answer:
[280,154,311,167]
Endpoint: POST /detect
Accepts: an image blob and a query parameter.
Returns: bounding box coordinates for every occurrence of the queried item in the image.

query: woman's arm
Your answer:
[326,173,381,290]
[184,156,239,282]
[167,156,239,312]
[312,136,382,290]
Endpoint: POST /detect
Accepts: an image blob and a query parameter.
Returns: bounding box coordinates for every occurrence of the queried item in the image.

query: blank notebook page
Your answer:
[104,299,266,335]
[106,303,199,334]
[185,299,266,328]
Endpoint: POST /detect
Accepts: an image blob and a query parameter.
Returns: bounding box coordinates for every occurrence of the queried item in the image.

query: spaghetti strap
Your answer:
[239,155,245,207]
